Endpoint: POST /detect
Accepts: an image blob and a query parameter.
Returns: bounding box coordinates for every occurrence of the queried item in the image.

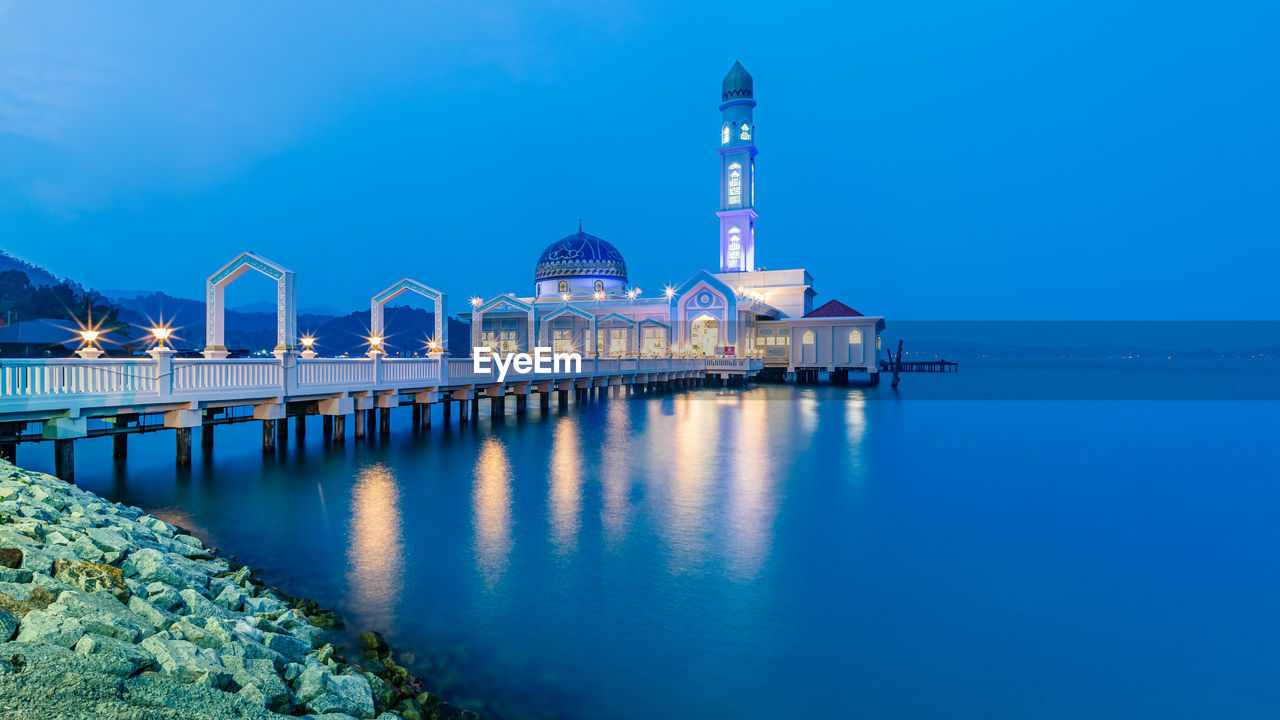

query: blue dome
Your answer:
[534,231,628,282]
[722,61,753,102]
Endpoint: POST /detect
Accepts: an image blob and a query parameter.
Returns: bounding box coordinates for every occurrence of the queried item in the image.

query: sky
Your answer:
[0,0,1277,320]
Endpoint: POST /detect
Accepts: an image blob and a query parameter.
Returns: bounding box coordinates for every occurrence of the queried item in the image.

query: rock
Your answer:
[74,632,157,676]
[237,681,268,708]
[84,526,130,554]
[14,608,85,647]
[140,634,232,687]
[230,657,292,710]
[360,630,391,658]
[54,589,153,642]
[243,594,287,615]
[180,588,230,622]
[264,630,311,662]
[127,547,185,587]
[307,672,376,719]
[0,546,21,568]
[51,558,130,601]
[147,583,183,611]
[171,617,223,648]
[128,594,180,631]
[0,608,16,641]
[214,583,247,611]
[0,566,33,583]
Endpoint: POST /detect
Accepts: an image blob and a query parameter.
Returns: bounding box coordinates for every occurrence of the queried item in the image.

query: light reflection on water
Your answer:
[346,462,404,628]
[473,438,513,585]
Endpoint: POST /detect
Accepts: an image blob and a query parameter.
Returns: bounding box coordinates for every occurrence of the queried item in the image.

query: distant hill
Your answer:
[0,251,66,288]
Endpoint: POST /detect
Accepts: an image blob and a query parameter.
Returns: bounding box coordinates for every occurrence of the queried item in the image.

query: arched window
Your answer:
[728,163,742,206]
[848,328,863,344]
[593,280,603,294]
[721,124,730,145]
[726,226,743,269]
[558,280,568,293]
[802,330,815,345]
[740,123,750,141]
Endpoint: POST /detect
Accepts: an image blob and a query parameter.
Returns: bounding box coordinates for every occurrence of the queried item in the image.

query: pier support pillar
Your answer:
[367,409,378,437]
[53,439,74,483]
[411,404,421,428]
[379,408,391,437]
[422,404,431,428]
[262,421,276,453]
[295,415,306,437]
[354,411,366,438]
[540,393,550,410]
[470,397,479,420]
[323,415,333,440]
[559,390,568,406]
[276,417,288,448]
[112,433,127,460]
[175,428,192,467]
[442,401,451,424]
[516,395,526,413]
[333,415,346,442]
[201,423,213,451]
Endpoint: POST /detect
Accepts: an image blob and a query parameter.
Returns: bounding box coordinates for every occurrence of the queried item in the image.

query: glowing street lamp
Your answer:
[76,329,103,359]
[470,296,483,309]
[300,336,317,359]
[592,291,605,301]
[561,292,571,303]
[147,326,175,359]
[626,288,637,300]
[663,285,675,299]
[367,336,384,357]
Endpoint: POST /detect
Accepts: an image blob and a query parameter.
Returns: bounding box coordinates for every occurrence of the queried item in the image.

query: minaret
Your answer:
[718,61,757,273]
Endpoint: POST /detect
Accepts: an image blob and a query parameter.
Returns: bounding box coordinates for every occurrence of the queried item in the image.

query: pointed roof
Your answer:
[722,61,753,101]
[803,300,864,318]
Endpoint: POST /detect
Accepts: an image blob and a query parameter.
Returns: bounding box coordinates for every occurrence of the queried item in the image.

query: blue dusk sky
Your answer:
[0,1,1276,320]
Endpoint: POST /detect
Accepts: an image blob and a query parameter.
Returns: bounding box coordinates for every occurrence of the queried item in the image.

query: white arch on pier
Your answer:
[205,252,296,358]
[471,295,536,353]
[537,305,596,350]
[371,279,448,353]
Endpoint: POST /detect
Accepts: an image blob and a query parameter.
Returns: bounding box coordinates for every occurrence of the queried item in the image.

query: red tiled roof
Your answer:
[802,300,864,318]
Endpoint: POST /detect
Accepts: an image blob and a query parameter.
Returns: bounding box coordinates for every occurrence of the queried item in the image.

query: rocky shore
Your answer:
[0,459,477,720]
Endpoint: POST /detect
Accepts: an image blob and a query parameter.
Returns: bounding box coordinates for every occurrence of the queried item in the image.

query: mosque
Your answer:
[469,62,885,381]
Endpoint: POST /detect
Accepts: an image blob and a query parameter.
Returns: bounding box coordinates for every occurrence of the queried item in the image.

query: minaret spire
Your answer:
[717,62,758,273]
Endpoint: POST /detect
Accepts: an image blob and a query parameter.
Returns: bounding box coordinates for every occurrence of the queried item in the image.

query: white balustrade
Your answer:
[381,358,440,383]
[297,359,374,387]
[171,359,282,392]
[0,359,157,397]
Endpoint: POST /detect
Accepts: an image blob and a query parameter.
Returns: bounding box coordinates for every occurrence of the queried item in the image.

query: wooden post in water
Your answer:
[54,439,74,482]
[333,414,346,442]
[262,420,276,453]
[379,408,391,437]
[175,428,192,467]
[201,422,214,451]
[113,415,133,459]
[422,403,431,428]
[354,410,366,439]
[891,340,903,388]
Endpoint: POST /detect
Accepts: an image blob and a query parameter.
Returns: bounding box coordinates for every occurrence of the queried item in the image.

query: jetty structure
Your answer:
[0,62,886,480]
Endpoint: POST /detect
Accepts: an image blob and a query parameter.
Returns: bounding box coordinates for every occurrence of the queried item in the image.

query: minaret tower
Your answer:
[718,61,757,273]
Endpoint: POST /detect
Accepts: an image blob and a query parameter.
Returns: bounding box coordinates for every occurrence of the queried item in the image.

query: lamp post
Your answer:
[366,336,384,358]
[147,327,174,359]
[76,329,103,359]
[300,336,317,359]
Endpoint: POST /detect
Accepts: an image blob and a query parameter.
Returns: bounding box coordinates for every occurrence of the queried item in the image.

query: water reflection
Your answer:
[473,437,514,584]
[660,393,717,573]
[346,462,404,625]
[549,416,583,555]
[726,389,777,580]
[845,391,868,460]
[600,398,633,546]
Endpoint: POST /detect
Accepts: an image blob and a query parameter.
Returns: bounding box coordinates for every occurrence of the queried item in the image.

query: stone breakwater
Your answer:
[0,460,477,720]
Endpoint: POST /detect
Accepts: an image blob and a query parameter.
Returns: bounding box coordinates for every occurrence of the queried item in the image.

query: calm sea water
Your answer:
[17,360,1280,719]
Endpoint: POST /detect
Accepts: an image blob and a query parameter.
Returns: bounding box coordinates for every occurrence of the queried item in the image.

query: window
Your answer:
[498,331,517,354]
[553,329,574,354]
[727,226,743,268]
[849,328,863,344]
[721,124,730,145]
[802,330,815,345]
[558,280,568,293]
[740,123,750,141]
[596,329,606,354]
[480,331,495,350]
[728,163,742,206]
[642,327,666,355]
[610,329,627,354]
[593,280,603,294]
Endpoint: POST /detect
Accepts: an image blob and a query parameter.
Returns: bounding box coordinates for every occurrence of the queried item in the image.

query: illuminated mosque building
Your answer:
[470,62,885,380]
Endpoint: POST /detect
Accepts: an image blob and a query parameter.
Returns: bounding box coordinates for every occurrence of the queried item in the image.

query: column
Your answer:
[53,439,74,482]
[175,428,192,467]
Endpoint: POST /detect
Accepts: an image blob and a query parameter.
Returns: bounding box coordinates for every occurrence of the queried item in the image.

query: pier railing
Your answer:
[0,354,762,418]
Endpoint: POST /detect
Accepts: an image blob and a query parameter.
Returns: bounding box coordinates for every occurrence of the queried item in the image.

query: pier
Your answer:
[878,358,959,373]
[0,354,760,481]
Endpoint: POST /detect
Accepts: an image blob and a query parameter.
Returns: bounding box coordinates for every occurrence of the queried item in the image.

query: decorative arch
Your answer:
[537,305,595,349]
[205,252,296,358]
[371,279,448,353]
[728,162,743,206]
[848,328,863,345]
[721,124,730,145]
[802,330,815,344]
[668,270,738,350]
[471,294,536,353]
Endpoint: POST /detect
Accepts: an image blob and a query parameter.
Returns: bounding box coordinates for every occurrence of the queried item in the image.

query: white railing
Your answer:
[0,353,748,417]
[172,358,281,392]
[381,358,440,383]
[298,358,374,386]
[0,359,157,396]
